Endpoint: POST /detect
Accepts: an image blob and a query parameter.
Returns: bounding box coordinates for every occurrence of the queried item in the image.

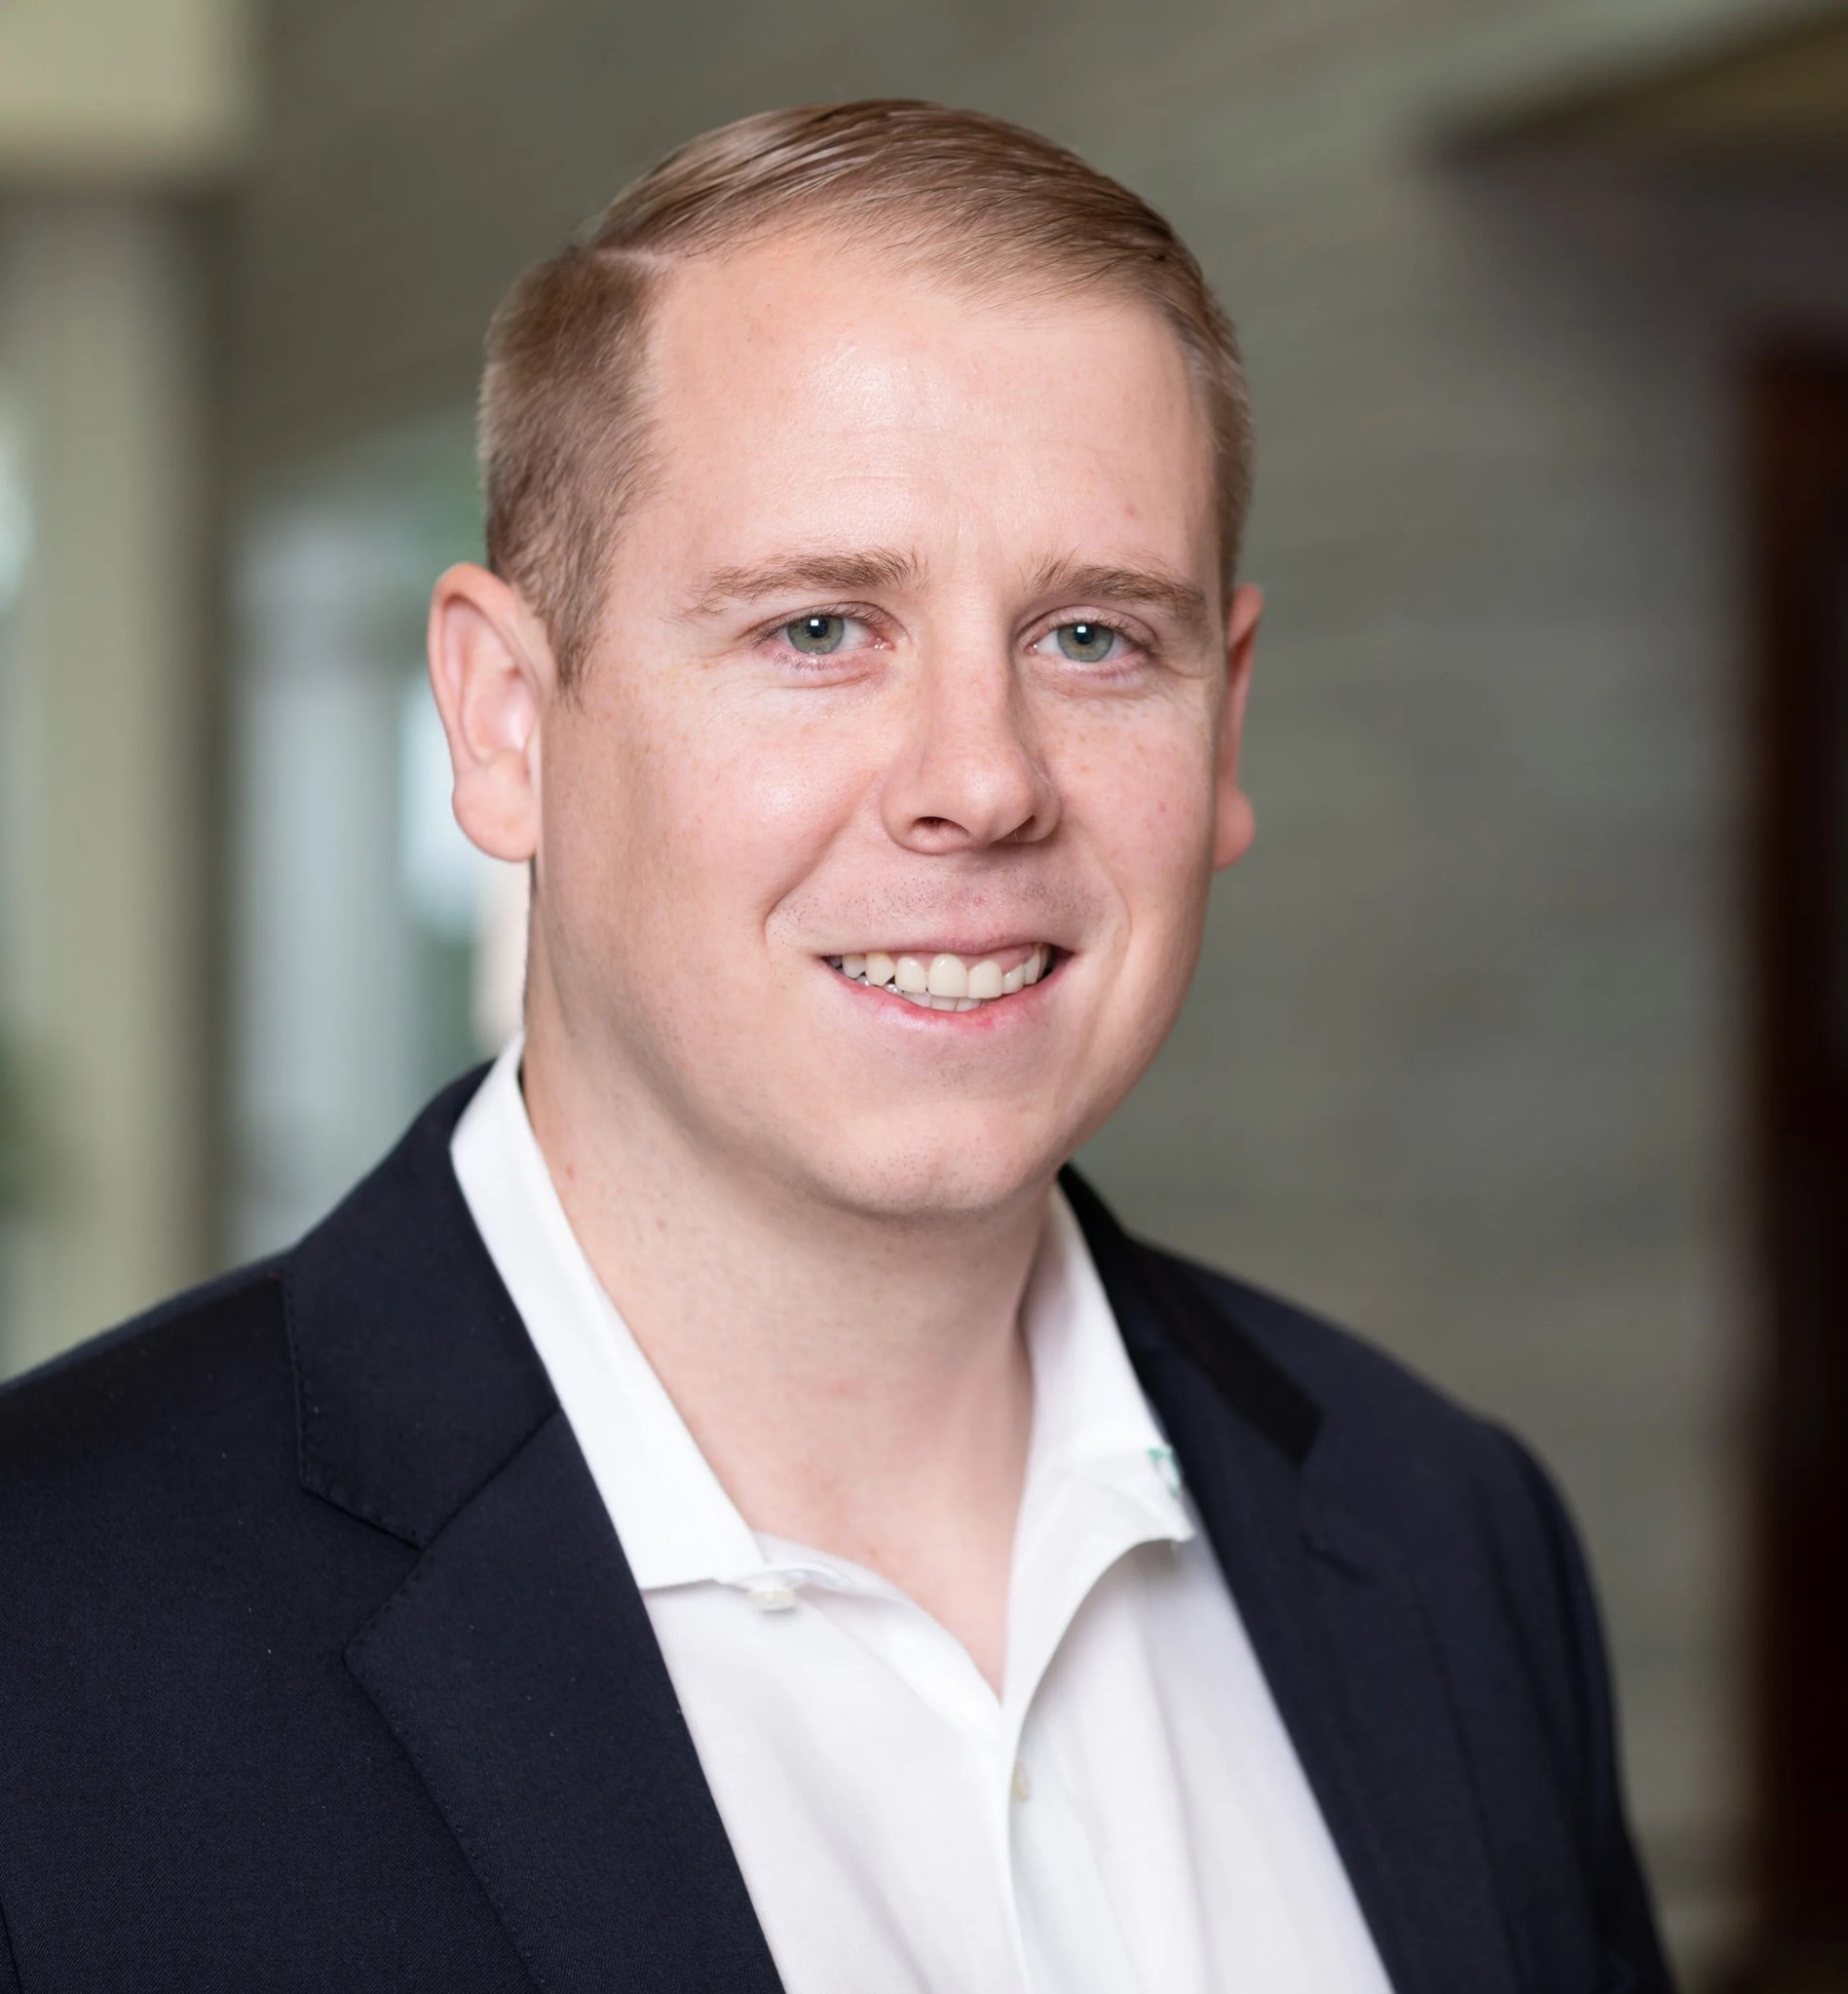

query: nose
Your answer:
[880,648,1059,855]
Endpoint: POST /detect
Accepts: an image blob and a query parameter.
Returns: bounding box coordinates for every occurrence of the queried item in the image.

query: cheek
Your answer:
[1065,705,1221,907]
[547,683,868,949]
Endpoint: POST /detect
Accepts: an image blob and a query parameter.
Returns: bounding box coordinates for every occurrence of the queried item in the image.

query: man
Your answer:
[0,101,1672,1992]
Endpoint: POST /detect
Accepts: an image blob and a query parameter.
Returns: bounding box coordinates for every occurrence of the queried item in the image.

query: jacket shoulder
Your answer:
[0,1258,291,1502]
[1146,1245,1671,1984]
[1150,1242,1611,1767]
[1154,1246,1497,1429]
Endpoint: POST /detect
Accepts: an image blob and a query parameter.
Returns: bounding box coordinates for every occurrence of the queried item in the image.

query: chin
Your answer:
[790,1119,1067,1225]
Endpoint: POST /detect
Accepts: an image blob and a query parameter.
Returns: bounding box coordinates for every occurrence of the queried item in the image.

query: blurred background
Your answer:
[2,0,1846,1984]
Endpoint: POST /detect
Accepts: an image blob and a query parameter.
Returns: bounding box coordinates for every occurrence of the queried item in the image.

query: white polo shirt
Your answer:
[451,1038,1391,1994]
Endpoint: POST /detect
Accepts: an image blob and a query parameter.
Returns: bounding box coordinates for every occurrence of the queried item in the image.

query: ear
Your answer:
[427,562,551,863]
[1211,583,1262,872]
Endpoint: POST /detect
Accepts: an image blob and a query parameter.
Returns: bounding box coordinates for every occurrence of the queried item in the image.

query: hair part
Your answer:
[479,99,1254,691]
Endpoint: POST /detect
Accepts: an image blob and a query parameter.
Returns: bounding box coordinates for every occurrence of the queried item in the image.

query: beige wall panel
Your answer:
[2,199,212,1371]
[0,0,251,178]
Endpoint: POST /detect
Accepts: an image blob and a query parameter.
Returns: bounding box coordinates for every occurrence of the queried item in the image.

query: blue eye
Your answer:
[1053,621,1120,663]
[785,615,849,655]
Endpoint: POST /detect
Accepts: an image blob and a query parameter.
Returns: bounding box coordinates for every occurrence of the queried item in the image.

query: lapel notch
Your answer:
[346,1411,784,1994]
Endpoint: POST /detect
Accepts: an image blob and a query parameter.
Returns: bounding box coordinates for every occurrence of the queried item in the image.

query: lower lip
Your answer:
[825,956,1063,1030]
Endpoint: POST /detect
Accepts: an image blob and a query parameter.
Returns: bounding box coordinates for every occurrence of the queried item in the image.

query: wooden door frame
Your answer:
[1733,343,1848,1987]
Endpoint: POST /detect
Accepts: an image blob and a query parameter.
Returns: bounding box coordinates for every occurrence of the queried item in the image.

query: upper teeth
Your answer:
[828,946,1050,1010]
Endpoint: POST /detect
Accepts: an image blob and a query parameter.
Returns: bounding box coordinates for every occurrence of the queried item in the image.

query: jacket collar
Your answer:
[284,1066,556,1549]
[279,1072,1328,1553]
[1056,1163,1321,1466]
[287,1072,1520,1994]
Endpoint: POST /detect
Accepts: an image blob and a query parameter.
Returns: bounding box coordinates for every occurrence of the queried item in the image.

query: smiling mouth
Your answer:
[823,944,1056,1012]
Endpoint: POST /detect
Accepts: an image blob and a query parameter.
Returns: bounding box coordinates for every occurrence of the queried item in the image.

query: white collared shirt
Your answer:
[452,1039,1391,1994]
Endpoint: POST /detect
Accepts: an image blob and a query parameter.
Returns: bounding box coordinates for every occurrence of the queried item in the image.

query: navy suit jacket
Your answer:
[0,1069,1674,1991]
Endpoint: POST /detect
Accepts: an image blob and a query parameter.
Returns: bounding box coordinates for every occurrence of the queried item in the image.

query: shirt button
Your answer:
[1010,1759,1032,1802]
[746,1580,798,1612]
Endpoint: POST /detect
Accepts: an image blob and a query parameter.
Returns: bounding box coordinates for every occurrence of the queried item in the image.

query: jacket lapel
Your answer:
[1062,1167,1524,1994]
[287,1072,783,1994]
[345,1410,784,1994]
[285,1069,1518,1994]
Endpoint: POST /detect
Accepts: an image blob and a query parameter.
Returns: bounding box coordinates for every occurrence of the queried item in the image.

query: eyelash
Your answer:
[755,604,1152,674]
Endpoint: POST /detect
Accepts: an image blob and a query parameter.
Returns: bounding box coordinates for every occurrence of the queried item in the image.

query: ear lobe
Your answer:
[1211,583,1262,873]
[1213,787,1257,871]
[427,561,547,864]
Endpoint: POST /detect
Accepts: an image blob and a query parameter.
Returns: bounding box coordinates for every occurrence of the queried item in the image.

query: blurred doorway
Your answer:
[227,417,524,1261]
[1741,349,1848,1989]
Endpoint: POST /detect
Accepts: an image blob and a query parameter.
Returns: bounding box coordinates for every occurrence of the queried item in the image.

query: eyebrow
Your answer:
[677,544,1213,636]
[1028,555,1212,637]
[680,547,926,619]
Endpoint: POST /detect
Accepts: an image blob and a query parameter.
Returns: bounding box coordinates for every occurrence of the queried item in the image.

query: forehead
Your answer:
[625,230,1217,581]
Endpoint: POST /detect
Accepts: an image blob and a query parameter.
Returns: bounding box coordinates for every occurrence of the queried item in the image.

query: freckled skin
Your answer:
[437,231,1260,1225]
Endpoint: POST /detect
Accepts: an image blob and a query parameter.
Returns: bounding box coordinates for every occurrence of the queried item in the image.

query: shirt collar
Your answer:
[451,1035,1192,1601]
[1021,1183,1187,1510]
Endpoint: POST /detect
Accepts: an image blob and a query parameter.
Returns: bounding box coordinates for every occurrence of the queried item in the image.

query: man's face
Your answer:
[527,232,1257,1220]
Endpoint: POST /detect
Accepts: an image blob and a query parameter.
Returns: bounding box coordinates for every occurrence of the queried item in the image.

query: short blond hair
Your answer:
[480,99,1253,688]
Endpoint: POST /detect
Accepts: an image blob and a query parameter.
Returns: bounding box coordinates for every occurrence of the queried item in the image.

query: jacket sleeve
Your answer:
[1497,1425,1679,1993]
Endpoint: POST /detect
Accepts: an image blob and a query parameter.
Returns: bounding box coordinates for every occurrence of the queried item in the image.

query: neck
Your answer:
[518,998,1046,1689]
